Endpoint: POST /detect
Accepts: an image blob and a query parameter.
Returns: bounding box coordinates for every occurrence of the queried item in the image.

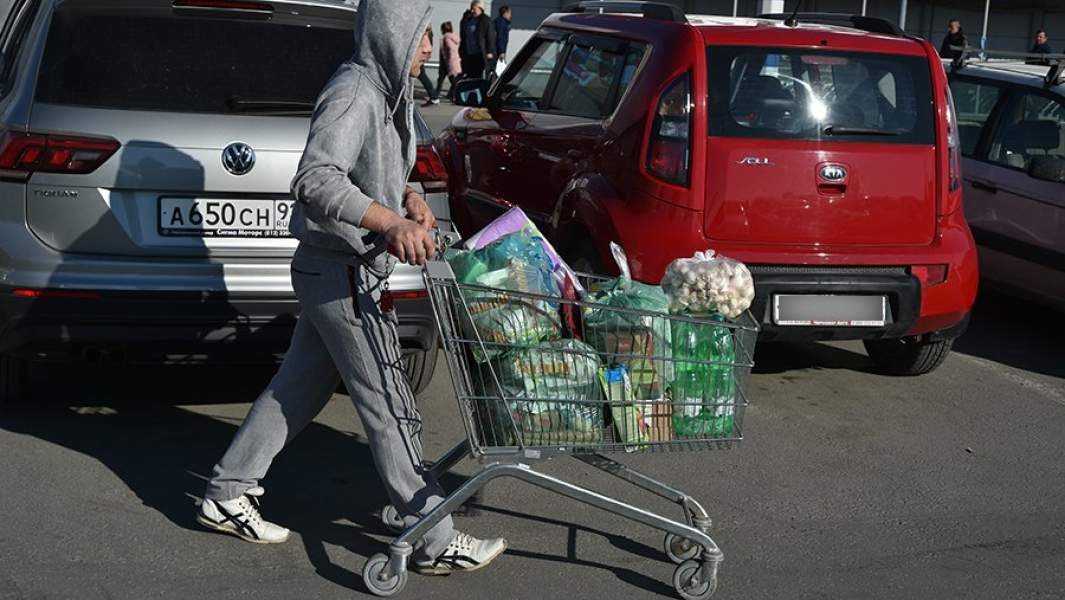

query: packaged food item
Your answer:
[496,339,605,445]
[660,249,755,319]
[599,366,649,446]
[670,316,736,437]
[463,294,561,362]
[637,396,673,443]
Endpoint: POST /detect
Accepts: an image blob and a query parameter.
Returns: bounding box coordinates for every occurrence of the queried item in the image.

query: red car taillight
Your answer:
[0,131,120,182]
[410,143,448,192]
[646,73,692,186]
[941,85,963,215]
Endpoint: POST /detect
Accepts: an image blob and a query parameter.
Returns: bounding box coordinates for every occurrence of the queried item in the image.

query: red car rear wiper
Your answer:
[822,125,902,136]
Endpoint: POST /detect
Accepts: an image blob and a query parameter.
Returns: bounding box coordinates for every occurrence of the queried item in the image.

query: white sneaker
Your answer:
[196,486,290,544]
[412,532,507,575]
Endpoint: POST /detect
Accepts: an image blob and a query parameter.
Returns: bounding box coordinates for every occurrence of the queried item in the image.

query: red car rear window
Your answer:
[707,46,935,144]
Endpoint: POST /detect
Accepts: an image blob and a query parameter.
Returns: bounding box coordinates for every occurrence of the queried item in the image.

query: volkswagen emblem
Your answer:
[222,142,255,176]
[818,163,848,182]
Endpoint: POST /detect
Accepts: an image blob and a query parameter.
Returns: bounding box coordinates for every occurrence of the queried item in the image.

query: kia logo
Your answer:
[818,163,847,182]
[222,142,256,176]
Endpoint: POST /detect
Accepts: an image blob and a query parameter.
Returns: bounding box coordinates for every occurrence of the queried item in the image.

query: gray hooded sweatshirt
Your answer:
[289,0,432,272]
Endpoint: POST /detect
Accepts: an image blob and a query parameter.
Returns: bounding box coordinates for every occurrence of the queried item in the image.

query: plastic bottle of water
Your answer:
[671,316,735,437]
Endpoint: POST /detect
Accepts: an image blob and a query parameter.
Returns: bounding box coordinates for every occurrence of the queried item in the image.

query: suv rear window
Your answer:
[35,7,352,115]
[708,47,934,144]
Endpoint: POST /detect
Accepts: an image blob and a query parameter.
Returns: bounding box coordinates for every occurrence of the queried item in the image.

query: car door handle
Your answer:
[971,180,998,193]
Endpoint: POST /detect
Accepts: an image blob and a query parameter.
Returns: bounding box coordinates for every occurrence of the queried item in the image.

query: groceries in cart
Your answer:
[446,228,563,362]
[443,211,754,447]
[497,339,605,445]
[660,249,755,319]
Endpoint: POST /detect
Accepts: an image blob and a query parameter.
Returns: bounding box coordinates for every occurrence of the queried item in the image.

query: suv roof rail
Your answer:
[562,1,686,23]
[758,12,904,37]
[948,45,1065,87]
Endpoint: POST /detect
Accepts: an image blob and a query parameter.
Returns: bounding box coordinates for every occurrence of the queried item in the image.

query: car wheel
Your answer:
[403,348,438,397]
[0,354,28,407]
[863,337,953,376]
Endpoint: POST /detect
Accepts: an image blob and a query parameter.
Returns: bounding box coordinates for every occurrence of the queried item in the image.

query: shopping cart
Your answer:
[363,255,758,600]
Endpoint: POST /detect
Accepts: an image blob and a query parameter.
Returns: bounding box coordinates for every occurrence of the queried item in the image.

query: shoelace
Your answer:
[239,495,265,527]
[449,532,475,553]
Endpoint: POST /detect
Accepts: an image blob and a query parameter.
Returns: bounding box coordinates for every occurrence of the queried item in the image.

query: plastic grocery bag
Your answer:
[447,231,563,362]
[584,243,673,398]
[462,207,584,294]
[660,249,755,319]
[494,57,508,78]
[496,339,605,444]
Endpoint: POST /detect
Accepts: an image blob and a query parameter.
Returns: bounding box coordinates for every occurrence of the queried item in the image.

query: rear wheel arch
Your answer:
[551,173,623,275]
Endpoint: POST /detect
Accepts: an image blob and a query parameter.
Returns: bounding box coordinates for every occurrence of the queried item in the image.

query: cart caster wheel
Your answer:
[673,559,718,600]
[381,505,404,534]
[363,553,408,597]
[664,532,700,564]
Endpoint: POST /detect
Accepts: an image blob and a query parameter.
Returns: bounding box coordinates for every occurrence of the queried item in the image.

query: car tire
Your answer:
[0,354,28,408]
[863,337,953,376]
[404,348,438,397]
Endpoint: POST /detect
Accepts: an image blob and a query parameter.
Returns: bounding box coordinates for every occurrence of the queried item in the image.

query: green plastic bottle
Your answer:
[670,315,735,438]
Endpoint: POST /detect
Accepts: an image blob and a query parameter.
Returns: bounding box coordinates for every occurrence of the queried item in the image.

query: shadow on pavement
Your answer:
[470,504,676,597]
[0,363,465,593]
[954,289,1065,380]
[753,341,875,375]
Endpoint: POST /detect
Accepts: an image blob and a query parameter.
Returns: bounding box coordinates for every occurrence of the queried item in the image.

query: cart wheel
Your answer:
[664,532,700,564]
[672,559,718,600]
[381,505,404,534]
[363,553,407,597]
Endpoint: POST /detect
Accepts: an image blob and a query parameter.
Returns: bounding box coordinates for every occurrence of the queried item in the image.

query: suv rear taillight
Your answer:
[410,143,448,192]
[0,131,120,182]
[647,73,691,186]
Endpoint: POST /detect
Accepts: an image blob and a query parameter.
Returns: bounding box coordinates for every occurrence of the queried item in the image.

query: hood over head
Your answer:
[351,0,432,100]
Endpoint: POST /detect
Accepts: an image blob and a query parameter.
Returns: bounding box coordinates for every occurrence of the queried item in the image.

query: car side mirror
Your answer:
[1028,156,1065,184]
[452,78,490,107]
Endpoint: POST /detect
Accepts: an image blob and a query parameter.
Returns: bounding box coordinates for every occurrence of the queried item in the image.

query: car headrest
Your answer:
[1002,120,1062,151]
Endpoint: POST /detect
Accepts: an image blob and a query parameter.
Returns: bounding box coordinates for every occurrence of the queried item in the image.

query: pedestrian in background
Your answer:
[1028,29,1054,65]
[438,21,461,100]
[491,5,512,79]
[939,19,967,59]
[418,28,440,106]
[459,0,495,79]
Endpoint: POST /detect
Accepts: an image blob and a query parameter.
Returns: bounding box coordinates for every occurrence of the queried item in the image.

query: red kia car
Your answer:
[439,4,978,375]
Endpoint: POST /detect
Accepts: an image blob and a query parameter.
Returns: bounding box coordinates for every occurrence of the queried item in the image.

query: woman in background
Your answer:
[438,21,461,100]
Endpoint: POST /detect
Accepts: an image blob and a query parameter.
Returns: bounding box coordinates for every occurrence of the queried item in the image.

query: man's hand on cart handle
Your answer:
[404,186,437,232]
[362,202,437,266]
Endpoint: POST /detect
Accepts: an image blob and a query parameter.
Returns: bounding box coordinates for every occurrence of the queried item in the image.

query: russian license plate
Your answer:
[773,294,887,327]
[159,198,294,238]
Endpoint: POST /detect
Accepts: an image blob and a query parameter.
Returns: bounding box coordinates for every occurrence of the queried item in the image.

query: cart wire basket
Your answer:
[363,256,758,600]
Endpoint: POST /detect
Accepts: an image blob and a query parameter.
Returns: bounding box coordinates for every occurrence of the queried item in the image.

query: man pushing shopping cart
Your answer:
[195,0,507,576]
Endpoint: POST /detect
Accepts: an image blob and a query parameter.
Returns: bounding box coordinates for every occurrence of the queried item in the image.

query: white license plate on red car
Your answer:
[774,294,887,327]
[159,198,294,238]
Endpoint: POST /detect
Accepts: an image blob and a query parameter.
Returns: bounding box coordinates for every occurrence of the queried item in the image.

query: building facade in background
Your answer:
[426,0,1064,74]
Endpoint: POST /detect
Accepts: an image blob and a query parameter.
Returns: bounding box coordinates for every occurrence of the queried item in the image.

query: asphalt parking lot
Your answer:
[1,280,1063,600]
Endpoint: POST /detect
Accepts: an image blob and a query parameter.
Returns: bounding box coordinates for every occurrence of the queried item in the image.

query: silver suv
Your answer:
[0,0,449,403]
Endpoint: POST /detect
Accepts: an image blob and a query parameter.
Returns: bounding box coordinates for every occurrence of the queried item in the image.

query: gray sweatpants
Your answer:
[204,244,455,559]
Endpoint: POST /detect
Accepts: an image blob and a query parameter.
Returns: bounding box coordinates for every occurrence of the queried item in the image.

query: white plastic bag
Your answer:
[660,250,755,319]
[494,57,508,78]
